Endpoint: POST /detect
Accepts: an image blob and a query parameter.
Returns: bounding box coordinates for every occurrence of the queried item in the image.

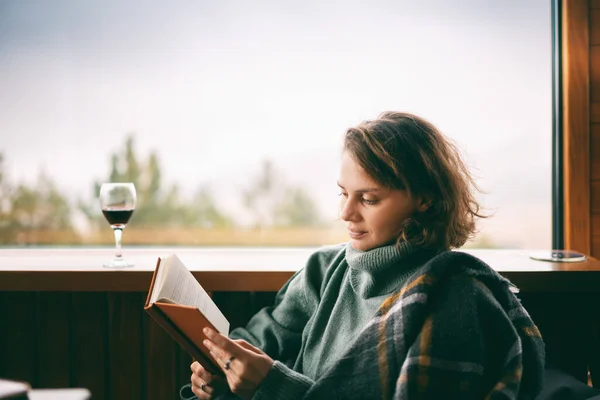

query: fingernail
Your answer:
[203,339,209,346]
[203,327,211,335]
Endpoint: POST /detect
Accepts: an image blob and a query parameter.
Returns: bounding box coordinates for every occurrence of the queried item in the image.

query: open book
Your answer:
[144,254,229,376]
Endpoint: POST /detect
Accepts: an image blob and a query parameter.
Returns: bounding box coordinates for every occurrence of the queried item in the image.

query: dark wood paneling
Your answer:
[36,293,71,388]
[592,0,600,10]
[1,293,37,385]
[592,181,600,213]
[592,10,600,45]
[176,345,194,396]
[592,212,600,236]
[593,47,600,104]
[520,293,598,383]
[592,234,600,257]
[591,103,600,123]
[0,293,5,379]
[1,288,598,394]
[144,313,178,400]
[108,293,144,400]
[70,293,108,399]
[593,125,600,180]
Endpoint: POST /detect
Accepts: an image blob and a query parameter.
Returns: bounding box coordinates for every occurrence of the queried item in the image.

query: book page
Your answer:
[150,254,229,335]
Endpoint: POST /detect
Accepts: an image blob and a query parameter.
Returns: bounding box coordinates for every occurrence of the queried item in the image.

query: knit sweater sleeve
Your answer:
[228,244,343,400]
[229,246,338,363]
[252,361,314,399]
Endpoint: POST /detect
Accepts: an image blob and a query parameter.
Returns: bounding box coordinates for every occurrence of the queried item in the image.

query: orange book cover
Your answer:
[144,257,224,376]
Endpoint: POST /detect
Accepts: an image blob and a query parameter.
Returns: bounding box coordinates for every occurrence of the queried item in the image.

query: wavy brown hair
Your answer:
[343,111,486,251]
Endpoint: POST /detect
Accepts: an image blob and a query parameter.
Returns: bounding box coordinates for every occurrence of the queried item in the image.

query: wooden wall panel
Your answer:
[593,181,600,213]
[594,236,600,262]
[70,293,108,399]
[592,103,600,122]
[175,345,193,396]
[519,293,596,382]
[593,47,600,102]
[593,47,600,104]
[144,313,178,400]
[36,293,71,388]
[563,0,591,254]
[0,293,5,379]
[0,289,597,394]
[592,213,600,241]
[108,293,145,400]
[0,293,37,385]
[0,290,280,399]
[592,125,600,180]
[592,10,600,45]
[591,0,600,261]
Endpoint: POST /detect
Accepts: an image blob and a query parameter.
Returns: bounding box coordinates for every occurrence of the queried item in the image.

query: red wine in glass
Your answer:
[102,208,135,226]
[99,183,137,267]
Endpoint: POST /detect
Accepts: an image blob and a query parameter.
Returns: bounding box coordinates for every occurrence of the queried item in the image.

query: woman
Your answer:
[181,111,545,399]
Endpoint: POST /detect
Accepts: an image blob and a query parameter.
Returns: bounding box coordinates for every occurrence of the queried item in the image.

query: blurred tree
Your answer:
[0,153,16,242]
[11,172,72,230]
[81,134,232,229]
[275,187,323,227]
[0,155,74,243]
[243,159,322,228]
[178,186,232,228]
[243,160,279,227]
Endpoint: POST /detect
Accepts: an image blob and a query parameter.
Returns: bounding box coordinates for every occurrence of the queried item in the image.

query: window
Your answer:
[0,0,552,248]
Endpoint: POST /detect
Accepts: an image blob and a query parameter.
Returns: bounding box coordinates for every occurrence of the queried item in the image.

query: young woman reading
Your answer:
[181,111,545,399]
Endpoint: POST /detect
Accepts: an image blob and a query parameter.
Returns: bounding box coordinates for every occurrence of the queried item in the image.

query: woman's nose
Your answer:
[340,198,357,221]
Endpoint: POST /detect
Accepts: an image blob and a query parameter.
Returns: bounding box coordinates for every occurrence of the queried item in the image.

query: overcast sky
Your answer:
[0,0,552,247]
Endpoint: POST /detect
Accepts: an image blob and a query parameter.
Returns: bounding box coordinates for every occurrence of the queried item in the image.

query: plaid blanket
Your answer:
[302,250,545,399]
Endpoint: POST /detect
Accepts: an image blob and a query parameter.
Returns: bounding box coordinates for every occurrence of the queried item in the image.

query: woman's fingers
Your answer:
[190,362,216,398]
[203,328,243,372]
[191,374,214,395]
[190,361,216,382]
[201,331,275,399]
[234,339,265,355]
[190,379,212,399]
[203,328,239,357]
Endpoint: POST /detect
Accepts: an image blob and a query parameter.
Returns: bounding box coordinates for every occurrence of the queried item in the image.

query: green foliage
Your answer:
[12,174,72,230]
[83,135,233,229]
[243,159,323,228]
[275,187,323,227]
[0,134,327,244]
[0,153,74,243]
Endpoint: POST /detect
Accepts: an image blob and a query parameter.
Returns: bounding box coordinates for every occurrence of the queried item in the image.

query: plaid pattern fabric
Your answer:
[304,251,545,400]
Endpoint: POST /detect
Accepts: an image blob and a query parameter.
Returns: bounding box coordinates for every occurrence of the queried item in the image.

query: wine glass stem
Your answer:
[113,228,123,258]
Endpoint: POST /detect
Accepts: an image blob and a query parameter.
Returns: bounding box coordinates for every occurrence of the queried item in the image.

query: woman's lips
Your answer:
[348,229,367,239]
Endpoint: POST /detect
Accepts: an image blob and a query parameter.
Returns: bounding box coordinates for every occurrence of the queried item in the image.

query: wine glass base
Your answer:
[103,258,135,268]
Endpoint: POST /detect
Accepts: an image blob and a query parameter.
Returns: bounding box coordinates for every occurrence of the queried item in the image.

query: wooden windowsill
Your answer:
[1,247,600,292]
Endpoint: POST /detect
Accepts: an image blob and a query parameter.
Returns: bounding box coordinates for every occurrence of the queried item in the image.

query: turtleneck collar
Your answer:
[345,241,426,299]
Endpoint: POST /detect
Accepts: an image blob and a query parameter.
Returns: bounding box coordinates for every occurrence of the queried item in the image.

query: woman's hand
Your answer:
[190,361,229,399]
[202,327,274,400]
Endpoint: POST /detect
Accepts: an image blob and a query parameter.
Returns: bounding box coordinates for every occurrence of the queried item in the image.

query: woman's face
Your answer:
[338,152,422,251]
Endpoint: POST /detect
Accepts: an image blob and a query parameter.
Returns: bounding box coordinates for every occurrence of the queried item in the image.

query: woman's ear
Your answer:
[416,198,432,213]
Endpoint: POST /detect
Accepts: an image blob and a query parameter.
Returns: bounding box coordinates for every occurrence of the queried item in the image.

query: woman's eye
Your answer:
[362,198,378,205]
[338,192,348,197]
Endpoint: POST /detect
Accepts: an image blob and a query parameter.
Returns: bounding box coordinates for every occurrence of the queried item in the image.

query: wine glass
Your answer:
[99,182,137,268]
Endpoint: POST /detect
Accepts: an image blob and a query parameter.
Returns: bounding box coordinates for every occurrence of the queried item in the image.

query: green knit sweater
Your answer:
[180,243,545,399]
[230,241,432,399]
